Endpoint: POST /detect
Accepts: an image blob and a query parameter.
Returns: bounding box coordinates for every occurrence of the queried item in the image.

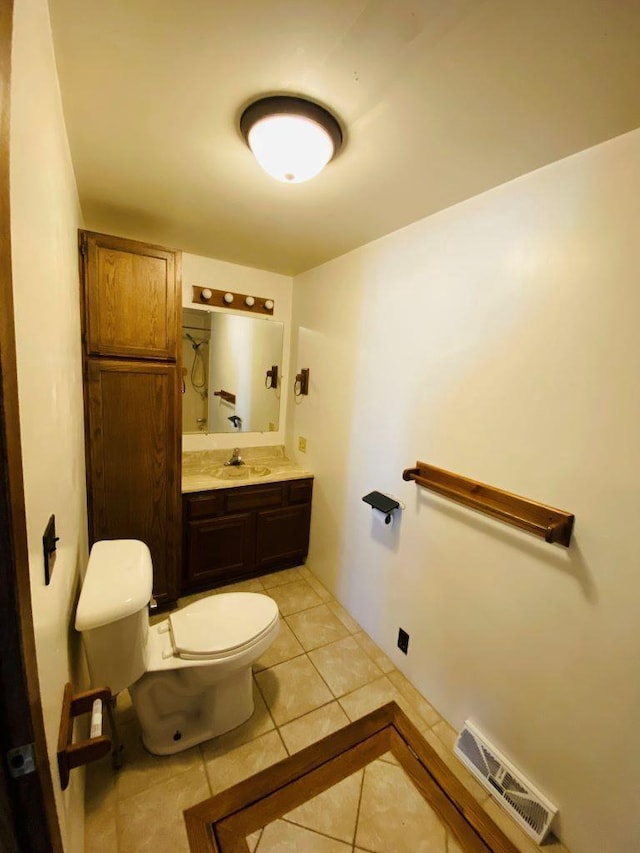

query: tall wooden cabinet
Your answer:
[80,231,181,607]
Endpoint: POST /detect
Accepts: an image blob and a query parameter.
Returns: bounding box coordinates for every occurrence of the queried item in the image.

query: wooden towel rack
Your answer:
[57,683,122,790]
[402,461,574,546]
[213,389,236,404]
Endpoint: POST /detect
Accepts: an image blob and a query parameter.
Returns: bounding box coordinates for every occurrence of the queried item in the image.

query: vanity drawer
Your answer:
[288,479,313,504]
[225,484,284,513]
[185,492,223,519]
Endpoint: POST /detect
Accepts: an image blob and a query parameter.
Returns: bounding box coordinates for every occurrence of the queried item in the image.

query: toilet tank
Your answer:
[76,540,153,694]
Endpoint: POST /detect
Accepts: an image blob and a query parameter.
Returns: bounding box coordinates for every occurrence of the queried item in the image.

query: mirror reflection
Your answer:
[182,307,283,434]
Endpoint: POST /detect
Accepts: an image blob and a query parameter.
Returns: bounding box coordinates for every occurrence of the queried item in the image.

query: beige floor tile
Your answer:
[115,719,204,801]
[326,601,360,633]
[116,764,210,853]
[284,768,363,843]
[260,567,303,589]
[286,604,349,651]
[279,701,350,754]
[339,676,398,721]
[253,619,305,671]
[431,719,458,750]
[353,631,395,673]
[85,802,117,853]
[266,579,323,615]
[258,820,351,851]
[355,759,447,853]
[378,749,400,767]
[309,636,383,697]
[202,730,287,796]
[446,833,465,853]
[246,828,263,851]
[298,567,334,601]
[255,655,333,725]
[387,670,441,727]
[422,730,488,805]
[85,754,117,815]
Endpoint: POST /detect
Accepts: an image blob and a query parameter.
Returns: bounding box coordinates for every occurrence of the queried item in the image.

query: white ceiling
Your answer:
[49,0,640,275]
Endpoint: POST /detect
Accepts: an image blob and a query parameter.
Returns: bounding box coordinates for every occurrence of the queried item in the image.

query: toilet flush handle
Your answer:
[149,597,158,611]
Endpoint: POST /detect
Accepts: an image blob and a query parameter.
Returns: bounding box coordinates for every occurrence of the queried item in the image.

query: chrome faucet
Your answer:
[225,447,244,466]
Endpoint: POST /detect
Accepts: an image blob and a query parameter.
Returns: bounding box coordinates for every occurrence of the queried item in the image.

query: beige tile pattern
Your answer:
[115,720,203,801]
[266,578,323,615]
[326,600,360,633]
[246,828,263,851]
[387,670,441,727]
[255,655,333,725]
[309,636,383,697]
[202,729,287,795]
[260,567,303,589]
[116,765,210,853]
[279,701,350,754]
[85,565,564,853]
[299,566,333,601]
[253,619,305,671]
[355,759,447,853]
[353,631,395,673]
[284,769,363,843]
[286,604,349,650]
[85,802,117,853]
[257,819,352,851]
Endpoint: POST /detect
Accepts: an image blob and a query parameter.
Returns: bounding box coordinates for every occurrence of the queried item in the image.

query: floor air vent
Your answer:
[454,720,557,843]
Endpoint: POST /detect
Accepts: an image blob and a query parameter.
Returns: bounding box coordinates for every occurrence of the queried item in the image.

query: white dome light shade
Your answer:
[248,115,334,183]
[240,96,342,184]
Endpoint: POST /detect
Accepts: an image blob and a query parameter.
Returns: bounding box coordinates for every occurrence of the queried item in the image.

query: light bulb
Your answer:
[223,293,234,304]
[264,299,274,311]
[245,296,255,307]
[247,115,334,184]
[200,288,212,301]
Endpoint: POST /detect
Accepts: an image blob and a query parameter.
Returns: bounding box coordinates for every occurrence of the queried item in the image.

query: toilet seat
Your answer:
[168,592,279,661]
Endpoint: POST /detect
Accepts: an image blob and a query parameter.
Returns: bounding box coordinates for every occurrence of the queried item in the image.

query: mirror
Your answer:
[182,307,283,434]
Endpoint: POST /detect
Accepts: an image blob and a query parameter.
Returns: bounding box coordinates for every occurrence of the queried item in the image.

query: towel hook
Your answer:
[294,368,309,397]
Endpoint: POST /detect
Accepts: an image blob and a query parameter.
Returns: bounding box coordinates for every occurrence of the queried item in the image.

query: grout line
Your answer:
[352,762,366,849]
[280,815,356,847]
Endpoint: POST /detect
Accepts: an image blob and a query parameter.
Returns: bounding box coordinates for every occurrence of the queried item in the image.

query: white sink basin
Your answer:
[211,465,271,480]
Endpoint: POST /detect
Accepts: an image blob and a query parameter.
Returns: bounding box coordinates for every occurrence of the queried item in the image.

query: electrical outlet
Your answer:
[298,436,307,452]
[397,628,409,655]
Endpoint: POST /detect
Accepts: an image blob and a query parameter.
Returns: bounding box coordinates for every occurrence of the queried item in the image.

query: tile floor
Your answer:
[85,566,569,853]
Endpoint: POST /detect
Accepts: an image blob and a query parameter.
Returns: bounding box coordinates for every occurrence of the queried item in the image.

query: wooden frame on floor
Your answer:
[184,702,519,853]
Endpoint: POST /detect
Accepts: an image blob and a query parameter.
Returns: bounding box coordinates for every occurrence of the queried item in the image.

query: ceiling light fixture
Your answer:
[240,95,342,184]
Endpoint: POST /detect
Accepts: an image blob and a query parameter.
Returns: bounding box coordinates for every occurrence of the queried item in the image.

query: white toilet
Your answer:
[75,539,279,755]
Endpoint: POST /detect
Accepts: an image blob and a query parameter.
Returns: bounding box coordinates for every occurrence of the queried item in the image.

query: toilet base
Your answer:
[129,666,254,755]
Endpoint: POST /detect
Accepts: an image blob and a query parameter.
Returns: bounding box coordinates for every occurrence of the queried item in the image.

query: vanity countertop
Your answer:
[182,445,313,493]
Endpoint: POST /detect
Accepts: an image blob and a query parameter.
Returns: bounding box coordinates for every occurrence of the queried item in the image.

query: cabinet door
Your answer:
[256,504,311,570]
[186,513,255,587]
[81,230,180,360]
[86,359,181,604]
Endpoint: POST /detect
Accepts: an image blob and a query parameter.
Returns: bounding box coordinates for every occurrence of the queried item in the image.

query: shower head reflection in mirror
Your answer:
[182,307,284,435]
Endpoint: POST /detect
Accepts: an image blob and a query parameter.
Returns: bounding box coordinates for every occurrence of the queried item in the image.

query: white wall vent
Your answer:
[454,720,558,843]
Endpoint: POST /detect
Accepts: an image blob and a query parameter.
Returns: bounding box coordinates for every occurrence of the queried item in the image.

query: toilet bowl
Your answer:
[75,540,279,755]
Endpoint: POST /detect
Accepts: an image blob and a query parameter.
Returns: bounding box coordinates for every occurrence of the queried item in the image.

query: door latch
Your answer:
[6,743,36,778]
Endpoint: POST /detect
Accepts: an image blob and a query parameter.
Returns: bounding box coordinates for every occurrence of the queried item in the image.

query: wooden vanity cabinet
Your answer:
[80,231,182,608]
[182,479,313,592]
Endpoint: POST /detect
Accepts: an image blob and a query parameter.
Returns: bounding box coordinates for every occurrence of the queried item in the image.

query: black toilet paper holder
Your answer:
[362,491,400,525]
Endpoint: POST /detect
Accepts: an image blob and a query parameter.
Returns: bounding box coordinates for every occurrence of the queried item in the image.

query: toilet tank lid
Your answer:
[75,540,153,631]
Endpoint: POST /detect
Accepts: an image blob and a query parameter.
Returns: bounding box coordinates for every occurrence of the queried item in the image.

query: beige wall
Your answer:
[181,252,292,451]
[10,0,87,849]
[287,128,640,853]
